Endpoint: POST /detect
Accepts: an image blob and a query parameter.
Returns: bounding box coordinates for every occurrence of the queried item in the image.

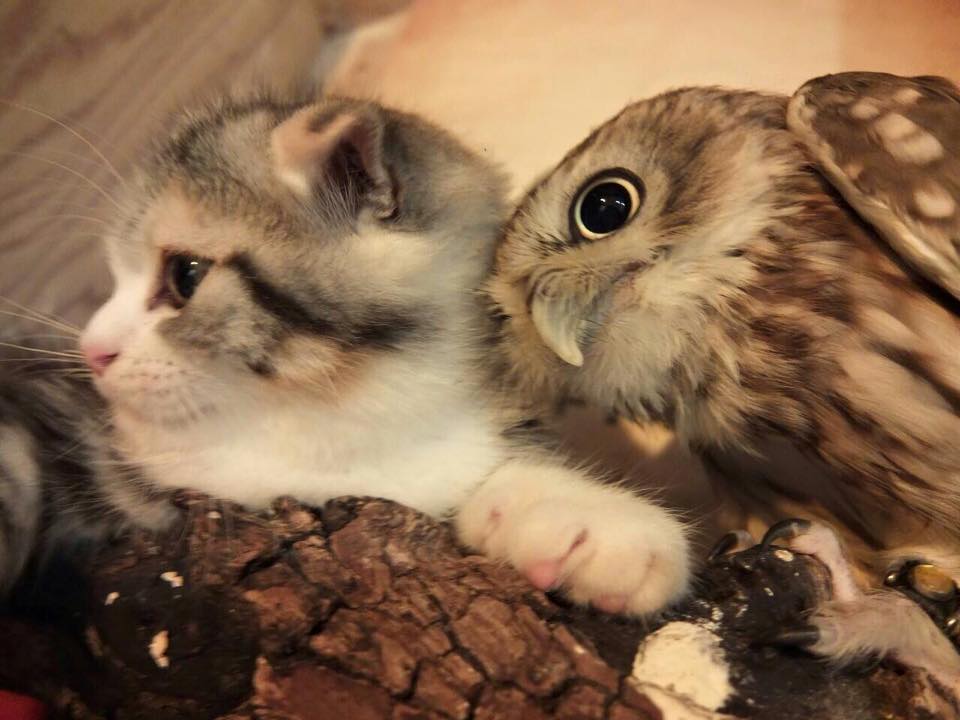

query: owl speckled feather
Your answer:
[486,73,960,682]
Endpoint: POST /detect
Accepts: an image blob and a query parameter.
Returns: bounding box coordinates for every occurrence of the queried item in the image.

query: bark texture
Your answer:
[0,493,952,719]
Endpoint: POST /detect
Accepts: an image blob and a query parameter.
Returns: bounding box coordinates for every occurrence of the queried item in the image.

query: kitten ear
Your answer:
[271,104,396,218]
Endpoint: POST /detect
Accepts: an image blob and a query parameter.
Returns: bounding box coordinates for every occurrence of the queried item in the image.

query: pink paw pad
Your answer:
[522,529,588,591]
[525,559,563,590]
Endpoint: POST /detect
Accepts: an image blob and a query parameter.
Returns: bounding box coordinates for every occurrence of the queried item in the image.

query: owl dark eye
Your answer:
[572,172,644,240]
[164,253,212,307]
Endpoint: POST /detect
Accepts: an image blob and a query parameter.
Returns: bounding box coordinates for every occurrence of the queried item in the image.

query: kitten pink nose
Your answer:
[83,346,119,376]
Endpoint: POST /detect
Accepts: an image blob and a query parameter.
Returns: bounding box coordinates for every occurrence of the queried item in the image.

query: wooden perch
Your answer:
[0,493,952,719]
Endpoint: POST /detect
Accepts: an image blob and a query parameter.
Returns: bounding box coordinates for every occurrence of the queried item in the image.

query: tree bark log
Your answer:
[0,493,952,719]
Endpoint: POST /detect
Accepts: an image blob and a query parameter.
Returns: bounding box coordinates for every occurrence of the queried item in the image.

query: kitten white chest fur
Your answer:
[114,352,505,516]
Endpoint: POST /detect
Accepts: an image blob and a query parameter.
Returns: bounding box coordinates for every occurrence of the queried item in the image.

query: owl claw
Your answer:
[708,532,740,561]
[763,623,821,649]
[708,530,755,561]
[759,518,812,550]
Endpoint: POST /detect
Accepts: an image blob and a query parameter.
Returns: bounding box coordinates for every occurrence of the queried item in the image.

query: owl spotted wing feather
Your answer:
[787,72,960,301]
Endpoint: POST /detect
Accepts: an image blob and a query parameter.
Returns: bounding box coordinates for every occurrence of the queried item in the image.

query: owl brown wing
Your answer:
[787,71,960,301]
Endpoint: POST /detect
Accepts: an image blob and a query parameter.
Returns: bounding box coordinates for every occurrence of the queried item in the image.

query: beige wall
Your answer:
[330,0,960,195]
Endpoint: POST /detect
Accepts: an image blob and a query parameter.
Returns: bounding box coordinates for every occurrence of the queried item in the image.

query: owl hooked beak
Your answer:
[530,292,588,366]
[528,274,614,367]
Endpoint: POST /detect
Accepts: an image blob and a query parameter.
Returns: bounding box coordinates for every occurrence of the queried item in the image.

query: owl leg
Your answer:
[760,519,960,696]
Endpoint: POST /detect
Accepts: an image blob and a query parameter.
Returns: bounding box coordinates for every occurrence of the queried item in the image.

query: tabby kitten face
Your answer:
[81,95,504,430]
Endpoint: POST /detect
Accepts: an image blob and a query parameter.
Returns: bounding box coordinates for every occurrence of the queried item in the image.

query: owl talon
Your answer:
[750,520,960,687]
[762,623,821,650]
[759,518,812,550]
[708,530,754,561]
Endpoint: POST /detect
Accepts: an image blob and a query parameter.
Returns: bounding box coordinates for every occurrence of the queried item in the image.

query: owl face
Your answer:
[487,88,805,417]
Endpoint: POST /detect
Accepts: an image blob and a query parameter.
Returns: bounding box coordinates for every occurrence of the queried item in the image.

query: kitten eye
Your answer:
[572,172,644,240]
[164,254,212,307]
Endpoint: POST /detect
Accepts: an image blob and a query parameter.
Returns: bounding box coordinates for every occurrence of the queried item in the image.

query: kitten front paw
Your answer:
[456,465,691,616]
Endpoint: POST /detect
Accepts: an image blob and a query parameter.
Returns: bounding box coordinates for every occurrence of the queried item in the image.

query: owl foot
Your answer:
[751,519,960,697]
[758,519,861,601]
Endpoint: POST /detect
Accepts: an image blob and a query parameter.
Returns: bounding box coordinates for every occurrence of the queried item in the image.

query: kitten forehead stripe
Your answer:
[224,252,431,351]
[225,252,337,337]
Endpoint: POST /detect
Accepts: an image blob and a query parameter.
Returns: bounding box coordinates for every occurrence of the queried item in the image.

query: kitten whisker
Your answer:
[51,370,94,380]
[56,199,110,213]
[0,357,84,364]
[34,213,111,228]
[0,341,84,359]
[41,415,111,464]
[90,450,184,471]
[19,146,112,170]
[1,151,123,212]
[0,98,128,189]
[20,357,87,369]
[44,233,104,244]
[0,300,82,336]
[12,331,80,343]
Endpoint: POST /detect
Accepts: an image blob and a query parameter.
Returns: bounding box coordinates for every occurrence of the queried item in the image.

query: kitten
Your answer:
[0,93,690,616]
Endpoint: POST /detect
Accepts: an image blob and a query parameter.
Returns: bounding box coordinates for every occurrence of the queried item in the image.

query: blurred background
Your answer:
[1,0,958,528]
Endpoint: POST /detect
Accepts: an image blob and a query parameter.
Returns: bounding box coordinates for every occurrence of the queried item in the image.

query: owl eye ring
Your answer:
[571,170,644,241]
